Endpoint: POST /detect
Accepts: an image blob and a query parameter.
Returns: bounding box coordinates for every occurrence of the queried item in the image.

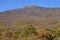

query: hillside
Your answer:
[0,6,60,27]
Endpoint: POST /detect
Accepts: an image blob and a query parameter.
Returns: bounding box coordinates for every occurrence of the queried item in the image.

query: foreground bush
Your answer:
[0,24,60,40]
[36,28,56,40]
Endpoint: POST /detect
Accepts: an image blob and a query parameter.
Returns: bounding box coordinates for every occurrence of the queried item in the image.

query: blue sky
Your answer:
[0,0,60,12]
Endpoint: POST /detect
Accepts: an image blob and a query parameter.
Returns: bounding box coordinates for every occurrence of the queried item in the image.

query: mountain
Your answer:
[0,5,60,27]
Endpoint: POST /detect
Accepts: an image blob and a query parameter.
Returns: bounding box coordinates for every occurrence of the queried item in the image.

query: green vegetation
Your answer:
[0,20,60,40]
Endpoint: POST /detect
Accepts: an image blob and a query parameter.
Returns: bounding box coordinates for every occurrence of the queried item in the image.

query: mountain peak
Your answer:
[24,5,42,8]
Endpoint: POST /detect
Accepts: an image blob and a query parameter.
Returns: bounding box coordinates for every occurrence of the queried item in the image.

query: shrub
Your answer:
[19,25,36,38]
[36,28,56,40]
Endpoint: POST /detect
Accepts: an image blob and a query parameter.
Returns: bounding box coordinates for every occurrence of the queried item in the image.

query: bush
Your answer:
[19,25,36,38]
[36,28,56,40]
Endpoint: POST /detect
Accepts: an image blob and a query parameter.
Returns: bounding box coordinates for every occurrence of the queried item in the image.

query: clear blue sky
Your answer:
[0,0,60,12]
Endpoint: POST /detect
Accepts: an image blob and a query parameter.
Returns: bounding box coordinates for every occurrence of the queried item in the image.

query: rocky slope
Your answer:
[0,6,60,27]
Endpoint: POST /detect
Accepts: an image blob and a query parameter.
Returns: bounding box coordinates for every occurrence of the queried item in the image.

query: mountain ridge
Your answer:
[0,6,60,27]
[1,5,60,13]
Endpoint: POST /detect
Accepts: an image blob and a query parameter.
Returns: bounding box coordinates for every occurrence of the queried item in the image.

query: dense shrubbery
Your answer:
[0,21,60,40]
